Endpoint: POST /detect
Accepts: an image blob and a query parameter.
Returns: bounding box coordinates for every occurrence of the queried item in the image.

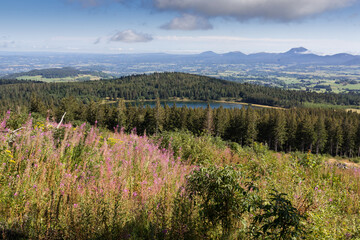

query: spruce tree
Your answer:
[273,110,287,152]
[203,103,214,134]
[314,115,327,154]
[244,107,257,146]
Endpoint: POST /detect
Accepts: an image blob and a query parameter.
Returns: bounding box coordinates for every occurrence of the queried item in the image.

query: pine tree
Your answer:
[117,99,127,129]
[214,106,229,138]
[225,108,245,144]
[314,115,327,154]
[244,107,257,146]
[154,98,164,133]
[342,118,355,157]
[203,103,214,134]
[273,110,287,152]
[286,110,298,152]
[297,116,315,152]
[334,122,343,156]
[30,93,46,115]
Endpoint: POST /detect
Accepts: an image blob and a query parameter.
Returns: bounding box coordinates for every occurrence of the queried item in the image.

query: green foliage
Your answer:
[5,112,28,130]
[1,107,360,239]
[2,72,360,113]
[290,151,324,169]
[2,72,360,158]
[53,127,66,147]
[170,191,201,239]
[155,131,226,165]
[252,190,307,239]
[186,165,246,236]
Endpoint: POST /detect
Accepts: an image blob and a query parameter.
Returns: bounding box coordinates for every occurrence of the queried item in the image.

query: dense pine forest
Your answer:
[1,72,360,157]
[23,98,360,158]
[1,72,360,112]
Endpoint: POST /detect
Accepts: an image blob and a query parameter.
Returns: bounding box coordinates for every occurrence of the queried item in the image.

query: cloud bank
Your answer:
[110,30,153,43]
[153,0,355,21]
[67,0,357,33]
[161,14,213,30]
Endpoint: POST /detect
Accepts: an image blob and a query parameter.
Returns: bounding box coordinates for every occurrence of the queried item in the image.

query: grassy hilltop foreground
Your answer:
[1,113,360,239]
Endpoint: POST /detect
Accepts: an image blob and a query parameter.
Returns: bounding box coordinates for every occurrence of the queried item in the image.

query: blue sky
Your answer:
[1,0,360,54]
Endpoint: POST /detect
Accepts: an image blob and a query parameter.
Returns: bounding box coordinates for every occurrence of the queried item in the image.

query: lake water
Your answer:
[127,101,246,109]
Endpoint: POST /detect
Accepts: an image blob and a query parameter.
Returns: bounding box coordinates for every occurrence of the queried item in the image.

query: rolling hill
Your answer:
[0,72,360,111]
[1,67,113,82]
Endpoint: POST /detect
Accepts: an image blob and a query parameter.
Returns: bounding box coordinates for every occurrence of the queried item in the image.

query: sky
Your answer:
[1,0,360,54]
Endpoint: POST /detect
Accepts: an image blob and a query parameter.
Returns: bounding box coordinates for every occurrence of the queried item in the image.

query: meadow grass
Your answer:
[1,114,360,239]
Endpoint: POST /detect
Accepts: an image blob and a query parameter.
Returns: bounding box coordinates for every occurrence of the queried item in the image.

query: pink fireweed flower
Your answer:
[73,204,78,208]
[133,192,138,197]
[14,192,18,196]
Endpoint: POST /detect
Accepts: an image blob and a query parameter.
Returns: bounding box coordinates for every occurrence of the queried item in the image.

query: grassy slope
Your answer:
[3,67,112,83]
[1,114,360,239]
[16,74,103,82]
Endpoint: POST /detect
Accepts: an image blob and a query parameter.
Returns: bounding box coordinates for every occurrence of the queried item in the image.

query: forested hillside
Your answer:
[1,72,360,111]
[23,97,360,158]
[1,72,360,157]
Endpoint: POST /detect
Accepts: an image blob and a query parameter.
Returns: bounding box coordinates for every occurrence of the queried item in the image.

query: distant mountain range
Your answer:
[52,47,358,66]
[158,47,360,65]
[1,48,360,79]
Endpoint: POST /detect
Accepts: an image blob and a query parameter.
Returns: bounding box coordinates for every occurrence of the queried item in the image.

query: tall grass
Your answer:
[1,114,360,239]
[0,116,192,239]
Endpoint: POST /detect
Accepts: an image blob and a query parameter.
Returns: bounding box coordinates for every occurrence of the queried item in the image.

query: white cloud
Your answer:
[161,14,213,30]
[110,30,153,43]
[153,0,355,21]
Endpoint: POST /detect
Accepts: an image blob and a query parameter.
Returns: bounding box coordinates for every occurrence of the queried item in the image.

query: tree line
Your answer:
[27,96,360,158]
[1,72,360,112]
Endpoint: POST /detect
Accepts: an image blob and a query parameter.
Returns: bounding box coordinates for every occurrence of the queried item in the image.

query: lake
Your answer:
[126,101,247,109]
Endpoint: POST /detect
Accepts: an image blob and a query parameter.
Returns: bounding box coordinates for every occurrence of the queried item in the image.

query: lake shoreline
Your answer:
[120,98,284,110]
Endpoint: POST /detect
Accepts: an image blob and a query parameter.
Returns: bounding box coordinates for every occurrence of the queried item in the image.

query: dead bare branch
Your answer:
[57,112,66,129]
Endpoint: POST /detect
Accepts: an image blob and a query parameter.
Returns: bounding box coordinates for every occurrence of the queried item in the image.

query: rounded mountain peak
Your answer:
[286,47,308,54]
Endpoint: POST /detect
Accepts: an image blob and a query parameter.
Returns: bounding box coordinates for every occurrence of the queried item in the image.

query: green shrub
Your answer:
[251,190,307,239]
[185,165,246,237]
[290,151,324,169]
[154,131,227,165]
